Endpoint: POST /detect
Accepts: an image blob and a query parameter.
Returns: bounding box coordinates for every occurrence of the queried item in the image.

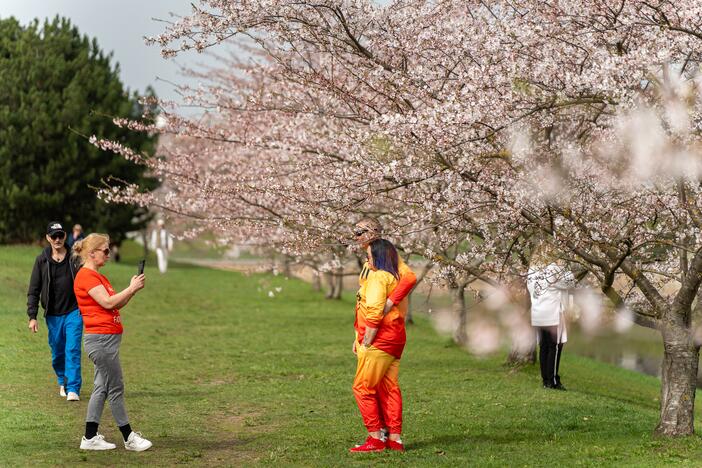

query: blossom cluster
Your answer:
[94,1,702,327]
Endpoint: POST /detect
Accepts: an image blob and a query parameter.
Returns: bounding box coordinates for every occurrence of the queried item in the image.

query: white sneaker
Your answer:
[80,434,116,450]
[124,431,152,452]
[59,385,66,397]
[67,392,80,401]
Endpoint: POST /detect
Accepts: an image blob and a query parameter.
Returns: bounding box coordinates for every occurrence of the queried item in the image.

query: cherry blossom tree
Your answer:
[93,0,702,436]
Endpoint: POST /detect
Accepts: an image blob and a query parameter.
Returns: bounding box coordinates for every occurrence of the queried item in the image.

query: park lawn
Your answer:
[2,245,702,466]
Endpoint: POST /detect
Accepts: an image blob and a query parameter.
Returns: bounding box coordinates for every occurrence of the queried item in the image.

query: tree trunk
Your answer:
[507,344,536,366]
[655,324,699,436]
[506,280,536,366]
[282,256,292,277]
[324,270,334,299]
[325,267,344,300]
[332,267,344,299]
[141,229,149,258]
[405,295,414,325]
[312,270,321,291]
[405,261,431,326]
[452,283,468,345]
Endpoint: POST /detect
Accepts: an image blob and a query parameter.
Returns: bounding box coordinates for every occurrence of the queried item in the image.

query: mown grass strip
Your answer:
[1,244,702,466]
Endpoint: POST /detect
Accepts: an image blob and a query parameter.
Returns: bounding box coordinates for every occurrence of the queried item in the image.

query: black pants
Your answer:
[537,326,563,387]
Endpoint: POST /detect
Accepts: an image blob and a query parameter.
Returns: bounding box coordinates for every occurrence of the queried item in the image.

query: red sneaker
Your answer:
[386,439,405,451]
[349,436,385,453]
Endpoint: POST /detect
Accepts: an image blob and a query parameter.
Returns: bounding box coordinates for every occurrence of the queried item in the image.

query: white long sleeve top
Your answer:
[527,263,574,339]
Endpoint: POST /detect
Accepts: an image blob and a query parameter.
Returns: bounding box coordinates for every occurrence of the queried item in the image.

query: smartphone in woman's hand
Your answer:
[137,259,145,275]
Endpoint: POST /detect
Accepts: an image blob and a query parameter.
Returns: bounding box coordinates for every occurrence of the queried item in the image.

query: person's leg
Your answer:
[46,314,66,389]
[555,343,564,386]
[84,335,109,427]
[99,334,151,451]
[544,326,559,387]
[100,335,130,430]
[84,334,107,439]
[79,337,117,451]
[376,358,402,445]
[63,309,83,395]
[350,346,395,452]
[537,327,550,387]
[539,326,558,387]
[352,347,395,432]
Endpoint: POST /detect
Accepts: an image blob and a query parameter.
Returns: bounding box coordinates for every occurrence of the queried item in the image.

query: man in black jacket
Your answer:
[27,221,83,401]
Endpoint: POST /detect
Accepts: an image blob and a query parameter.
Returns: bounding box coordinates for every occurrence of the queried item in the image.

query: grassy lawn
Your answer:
[2,244,702,466]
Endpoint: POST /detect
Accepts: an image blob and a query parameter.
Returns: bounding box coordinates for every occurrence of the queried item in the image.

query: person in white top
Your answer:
[527,245,575,390]
[149,219,173,274]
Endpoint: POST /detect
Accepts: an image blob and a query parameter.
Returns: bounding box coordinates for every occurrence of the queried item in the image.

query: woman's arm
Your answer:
[363,327,379,347]
[383,260,417,313]
[363,273,387,346]
[87,275,145,310]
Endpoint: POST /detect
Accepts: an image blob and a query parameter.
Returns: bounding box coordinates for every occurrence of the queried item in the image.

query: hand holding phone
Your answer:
[137,259,145,275]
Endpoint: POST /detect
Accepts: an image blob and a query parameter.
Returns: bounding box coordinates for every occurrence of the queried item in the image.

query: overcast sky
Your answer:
[0,0,215,103]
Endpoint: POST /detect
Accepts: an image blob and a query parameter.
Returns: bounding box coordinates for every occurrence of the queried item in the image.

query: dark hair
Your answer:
[369,239,400,280]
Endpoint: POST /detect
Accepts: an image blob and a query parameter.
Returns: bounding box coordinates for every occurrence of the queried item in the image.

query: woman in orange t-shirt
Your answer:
[72,233,152,452]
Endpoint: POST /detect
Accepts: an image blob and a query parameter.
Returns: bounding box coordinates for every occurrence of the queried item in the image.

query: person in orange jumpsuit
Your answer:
[350,231,415,453]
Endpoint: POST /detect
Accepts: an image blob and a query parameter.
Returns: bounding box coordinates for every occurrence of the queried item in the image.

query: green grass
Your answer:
[2,244,702,466]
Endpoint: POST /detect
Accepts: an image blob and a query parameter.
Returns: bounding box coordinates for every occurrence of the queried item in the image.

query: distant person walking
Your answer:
[150,219,173,274]
[527,244,575,390]
[73,233,152,451]
[26,221,83,401]
[66,224,85,249]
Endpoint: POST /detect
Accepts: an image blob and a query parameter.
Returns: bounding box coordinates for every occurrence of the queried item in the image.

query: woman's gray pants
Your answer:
[83,334,129,427]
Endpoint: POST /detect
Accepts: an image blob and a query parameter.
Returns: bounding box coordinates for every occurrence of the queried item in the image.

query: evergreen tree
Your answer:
[0,16,158,243]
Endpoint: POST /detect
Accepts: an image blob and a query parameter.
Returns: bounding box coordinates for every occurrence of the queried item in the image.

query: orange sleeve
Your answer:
[388,260,416,305]
[74,270,101,296]
[364,272,387,327]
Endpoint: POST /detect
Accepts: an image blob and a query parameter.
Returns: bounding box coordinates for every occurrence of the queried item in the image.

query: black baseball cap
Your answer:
[46,221,65,236]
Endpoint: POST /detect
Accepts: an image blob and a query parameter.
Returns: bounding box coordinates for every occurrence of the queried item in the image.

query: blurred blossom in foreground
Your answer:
[431,307,458,335]
[484,286,510,311]
[466,319,501,356]
[500,308,535,356]
[574,289,602,335]
[613,307,634,334]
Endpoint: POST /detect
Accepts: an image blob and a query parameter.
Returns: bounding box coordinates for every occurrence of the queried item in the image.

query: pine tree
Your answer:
[0,16,158,243]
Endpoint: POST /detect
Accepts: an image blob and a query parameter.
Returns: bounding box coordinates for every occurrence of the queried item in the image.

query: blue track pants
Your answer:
[46,309,83,394]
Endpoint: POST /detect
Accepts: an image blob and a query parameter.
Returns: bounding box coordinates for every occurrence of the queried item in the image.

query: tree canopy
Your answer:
[101,0,702,436]
[0,16,158,243]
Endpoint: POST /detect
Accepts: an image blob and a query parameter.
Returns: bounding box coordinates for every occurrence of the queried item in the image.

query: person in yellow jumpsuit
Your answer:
[350,228,415,453]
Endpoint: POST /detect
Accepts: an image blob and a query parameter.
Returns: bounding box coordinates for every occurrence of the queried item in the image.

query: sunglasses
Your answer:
[354,228,368,237]
[94,248,110,256]
[49,232,65,240]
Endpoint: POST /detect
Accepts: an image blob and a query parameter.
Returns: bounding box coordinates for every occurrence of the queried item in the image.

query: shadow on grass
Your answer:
[571,386,659,412]
[410,432,538,450]
[128,388,218,398]
[156,434,259,450]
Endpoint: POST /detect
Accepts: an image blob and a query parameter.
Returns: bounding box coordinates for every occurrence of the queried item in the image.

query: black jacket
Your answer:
[26,247,80,320]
